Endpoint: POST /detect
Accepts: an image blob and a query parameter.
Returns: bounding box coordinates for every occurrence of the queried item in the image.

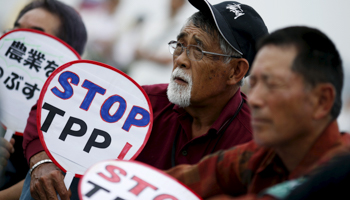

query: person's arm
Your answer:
[0,179,24,200]
[166,148,247,199]
[23,103,70,200]
[23,103,45,164]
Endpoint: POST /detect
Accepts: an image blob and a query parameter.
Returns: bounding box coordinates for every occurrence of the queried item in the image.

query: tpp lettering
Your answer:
[41,102,132,158]
[51,71,150,131]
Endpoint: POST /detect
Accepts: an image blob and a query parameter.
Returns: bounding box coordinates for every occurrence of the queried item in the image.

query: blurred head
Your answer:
[171,0,185,14]
[104,0,121,14]
[248,26,343,147]
[14,0,87,55]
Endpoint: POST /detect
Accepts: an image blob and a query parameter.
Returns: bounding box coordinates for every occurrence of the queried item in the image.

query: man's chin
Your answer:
[253,130,275,147]
[167,87,191,107]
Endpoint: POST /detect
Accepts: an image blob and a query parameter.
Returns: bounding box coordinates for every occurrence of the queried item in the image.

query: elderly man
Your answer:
[135,0,267,169]
[22,0,268,199]
[166,26,350,199]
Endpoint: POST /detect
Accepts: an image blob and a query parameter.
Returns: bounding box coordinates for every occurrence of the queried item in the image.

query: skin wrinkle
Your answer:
[167,19,248,140]
[184,13,242,65]
[171,22,240,118]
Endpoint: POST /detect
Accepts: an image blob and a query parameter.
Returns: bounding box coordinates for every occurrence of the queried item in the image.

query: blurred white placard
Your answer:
[79,159,201,200]
[0,29,80,137]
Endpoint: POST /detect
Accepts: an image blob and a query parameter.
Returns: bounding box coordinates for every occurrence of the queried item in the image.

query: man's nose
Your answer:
[247,83,265,109]
[174,48,190,69]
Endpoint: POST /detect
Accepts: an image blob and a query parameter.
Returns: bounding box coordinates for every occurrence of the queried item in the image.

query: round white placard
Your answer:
[37,60,153,177]
[0,29,80,136]
[79,160,202,200]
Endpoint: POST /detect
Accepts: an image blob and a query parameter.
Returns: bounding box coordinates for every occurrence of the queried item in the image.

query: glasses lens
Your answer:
[188,45,203,61]
[169,41,183,56]
[168,41,176,54]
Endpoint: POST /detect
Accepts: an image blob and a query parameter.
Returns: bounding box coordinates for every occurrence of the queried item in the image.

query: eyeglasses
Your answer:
[168,40,241,61]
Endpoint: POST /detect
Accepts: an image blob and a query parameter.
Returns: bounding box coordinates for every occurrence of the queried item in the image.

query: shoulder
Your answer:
[204,141,261,168]
[220,141,260,160]
[218,141,274,174]
[142,84,169,105]
[142,84,169,96]
[142,84,174,115]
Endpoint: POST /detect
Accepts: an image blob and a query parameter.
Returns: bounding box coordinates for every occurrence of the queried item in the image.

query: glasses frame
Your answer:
[168,40,242,61]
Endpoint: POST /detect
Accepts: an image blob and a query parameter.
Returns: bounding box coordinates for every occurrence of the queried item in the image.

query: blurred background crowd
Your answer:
[0,0,349,132]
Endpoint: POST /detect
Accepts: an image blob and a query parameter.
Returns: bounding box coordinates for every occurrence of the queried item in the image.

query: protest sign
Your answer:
[79,159,202,200]
[0,29,80,140]
[37,60,153,188]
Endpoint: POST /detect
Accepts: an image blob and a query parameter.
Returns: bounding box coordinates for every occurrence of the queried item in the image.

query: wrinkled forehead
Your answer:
[178,21,219,45]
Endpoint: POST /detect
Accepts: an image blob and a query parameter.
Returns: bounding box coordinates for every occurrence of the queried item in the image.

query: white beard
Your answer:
[167,67,192,108]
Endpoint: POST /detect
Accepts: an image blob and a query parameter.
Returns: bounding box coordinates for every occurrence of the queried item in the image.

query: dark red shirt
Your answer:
[136,84,252,170]
[23,84,252,169]
[23,102,42,164]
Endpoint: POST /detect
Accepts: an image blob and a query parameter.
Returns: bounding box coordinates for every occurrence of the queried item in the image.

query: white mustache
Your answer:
[171,68,191,84]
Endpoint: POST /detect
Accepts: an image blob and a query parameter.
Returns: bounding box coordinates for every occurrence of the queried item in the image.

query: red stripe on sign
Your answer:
[117,142,132,159]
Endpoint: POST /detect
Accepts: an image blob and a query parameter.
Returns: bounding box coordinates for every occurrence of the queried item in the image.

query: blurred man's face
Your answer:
[15,7,61,37]
[247,45,315,148]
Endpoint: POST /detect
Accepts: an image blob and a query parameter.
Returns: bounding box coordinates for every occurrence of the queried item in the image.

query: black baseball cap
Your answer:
[188,0,268,76]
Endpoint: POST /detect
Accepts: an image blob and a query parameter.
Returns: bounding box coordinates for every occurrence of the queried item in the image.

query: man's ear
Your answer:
[312,83,336,120]
[227,58,249,85]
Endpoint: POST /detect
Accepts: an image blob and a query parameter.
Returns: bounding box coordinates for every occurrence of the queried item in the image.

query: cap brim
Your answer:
[188,0,243,55]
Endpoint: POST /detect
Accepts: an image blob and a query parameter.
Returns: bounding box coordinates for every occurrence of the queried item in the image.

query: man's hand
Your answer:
[0,137,15,172]
[30,151,71,200]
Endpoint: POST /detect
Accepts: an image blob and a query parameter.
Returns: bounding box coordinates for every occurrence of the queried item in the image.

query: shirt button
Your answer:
[182,150,188,156]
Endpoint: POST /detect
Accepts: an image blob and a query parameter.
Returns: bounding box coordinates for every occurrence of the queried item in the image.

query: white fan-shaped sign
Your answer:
[37,60,153,179]
[79,160,202,200]
[0,29,80,137]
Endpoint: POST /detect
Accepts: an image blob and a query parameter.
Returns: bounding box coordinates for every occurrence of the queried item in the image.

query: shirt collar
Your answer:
[290,121,342,178]
[256,121,342,178]
[173,88,244,135]
[211,88,244,135]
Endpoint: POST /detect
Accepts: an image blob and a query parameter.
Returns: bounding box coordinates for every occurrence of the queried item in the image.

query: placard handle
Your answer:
[4,129,14,141]
[57,171,75,200]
